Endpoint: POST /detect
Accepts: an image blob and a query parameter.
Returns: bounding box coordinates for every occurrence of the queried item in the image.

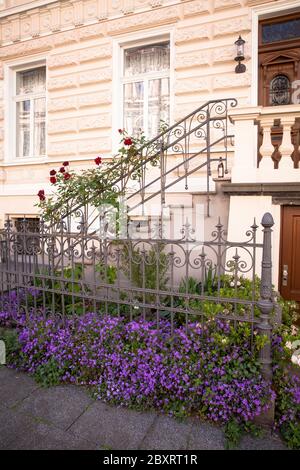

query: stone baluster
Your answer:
[278,116,295,170]
[258,118,275,171]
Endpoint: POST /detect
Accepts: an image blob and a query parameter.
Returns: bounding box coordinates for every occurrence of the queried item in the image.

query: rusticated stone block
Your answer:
[176,51,211,69]
[175,77,210,95]
[107,5,180,34]
[52,30,78,47]
[183,0,210,17]
[48,96,78,112]
[47,75,77,91]
[78,68,112,86]
[77,138,110,154]
[214,0,242,10]
[213,72,250,89]
[78,114,111,131]
[212,16,251,37]
[175,24,211,44]
[78,91,112,108]
[48,118,77,135]
[79,44,112,63]
[48,141,77,156]
[77,23,106,41]
[48,51,79,69]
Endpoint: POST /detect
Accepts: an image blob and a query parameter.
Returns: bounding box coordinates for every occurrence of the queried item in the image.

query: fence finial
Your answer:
[261,212,274,228]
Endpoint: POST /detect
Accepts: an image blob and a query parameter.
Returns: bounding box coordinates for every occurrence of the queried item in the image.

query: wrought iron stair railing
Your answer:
[26,98,237,241]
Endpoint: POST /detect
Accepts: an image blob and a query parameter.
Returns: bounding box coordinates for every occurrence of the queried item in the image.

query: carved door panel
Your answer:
[258,13,300,107]
[259,54,298,107]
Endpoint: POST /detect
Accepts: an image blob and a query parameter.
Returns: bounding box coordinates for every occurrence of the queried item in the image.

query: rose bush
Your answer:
[36,130,159,222]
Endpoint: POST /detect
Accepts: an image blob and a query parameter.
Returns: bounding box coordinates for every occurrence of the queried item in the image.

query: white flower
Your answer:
[237,281,241,287]
[285,341,292,350]
[230,281,234,287]
[291,354,300,366]
[291,325,299,336]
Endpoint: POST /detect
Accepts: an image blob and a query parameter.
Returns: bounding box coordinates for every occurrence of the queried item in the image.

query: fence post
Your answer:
[257,212,274,382]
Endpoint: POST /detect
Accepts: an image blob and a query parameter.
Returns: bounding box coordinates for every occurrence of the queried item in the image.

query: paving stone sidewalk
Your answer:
[0,366,287,450]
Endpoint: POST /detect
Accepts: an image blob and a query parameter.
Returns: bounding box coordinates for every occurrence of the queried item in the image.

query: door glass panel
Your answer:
[16,100,30,157]
[262,18,300,44]
[269,75,291,105]
[123,82,144,136]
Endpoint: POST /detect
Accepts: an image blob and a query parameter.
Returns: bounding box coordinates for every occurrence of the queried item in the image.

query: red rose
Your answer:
[50,176,57,184]
[124,138,133,146]
[63,172,71,180]
[59,166,65,173]
[62,161,69,166]
[37,190,45,201]
[49,169,56,176]
[94,156,102,165]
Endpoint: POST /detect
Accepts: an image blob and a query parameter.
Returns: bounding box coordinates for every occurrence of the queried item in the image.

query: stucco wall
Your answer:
[0,0,295,237]
[227,195,281,290]
[0,1,255,206]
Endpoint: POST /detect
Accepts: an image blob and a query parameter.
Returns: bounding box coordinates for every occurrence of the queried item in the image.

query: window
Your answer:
[261,17,300,44]
[269,75,291,105]
[14,66,46,158]
[122,41,170,138]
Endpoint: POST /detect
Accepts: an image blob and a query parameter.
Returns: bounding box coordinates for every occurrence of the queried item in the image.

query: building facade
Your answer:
[0,0,299,299]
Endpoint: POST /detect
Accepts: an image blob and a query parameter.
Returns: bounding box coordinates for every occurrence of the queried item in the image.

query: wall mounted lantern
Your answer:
[217,158,225,179]
[234,35,246,73]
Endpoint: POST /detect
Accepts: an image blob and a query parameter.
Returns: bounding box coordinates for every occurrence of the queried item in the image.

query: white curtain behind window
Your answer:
[16,67,46,158]
[123,42,170,138]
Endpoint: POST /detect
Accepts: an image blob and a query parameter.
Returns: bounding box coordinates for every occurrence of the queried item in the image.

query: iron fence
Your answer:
[0,212,277,380]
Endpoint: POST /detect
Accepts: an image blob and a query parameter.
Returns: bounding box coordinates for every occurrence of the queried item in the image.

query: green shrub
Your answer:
[34,357,65,387]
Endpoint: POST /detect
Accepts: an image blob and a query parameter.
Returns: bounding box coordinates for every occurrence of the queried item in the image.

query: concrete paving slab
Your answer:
[0,404,95,450]
[139,415,193,450]
[69,401,157,450]
[0,407,35,448]
[17,385,94,430]
[0,368,288,451]
[239,433,287,450]
[0,366,40,408]
[187,421,226,450]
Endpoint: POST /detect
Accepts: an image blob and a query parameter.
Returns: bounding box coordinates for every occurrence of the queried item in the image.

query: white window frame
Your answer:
[112,28,174,154]
[251,0,300,106]
[5,56,47,163]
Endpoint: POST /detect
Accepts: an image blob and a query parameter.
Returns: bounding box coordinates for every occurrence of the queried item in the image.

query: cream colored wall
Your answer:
[0,0,294,232]
[227,195,281,290]
[0,0,256,221]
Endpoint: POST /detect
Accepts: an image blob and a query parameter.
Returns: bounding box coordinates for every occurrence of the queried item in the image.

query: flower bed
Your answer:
[1,293,299,448]
[1,307,272,425]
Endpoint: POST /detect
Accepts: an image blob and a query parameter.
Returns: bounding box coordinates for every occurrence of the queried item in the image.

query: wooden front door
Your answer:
[258,13,300,106]
[258,13,300,167]
[280,206,300,301]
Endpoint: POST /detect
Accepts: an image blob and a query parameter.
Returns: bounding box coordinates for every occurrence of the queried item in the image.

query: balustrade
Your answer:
[230,105,300,183]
